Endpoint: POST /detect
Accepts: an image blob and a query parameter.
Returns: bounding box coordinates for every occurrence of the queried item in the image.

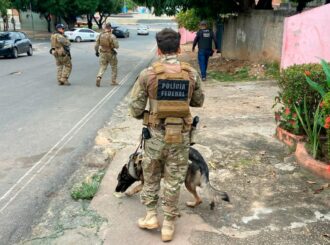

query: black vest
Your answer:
[197,29,213,50]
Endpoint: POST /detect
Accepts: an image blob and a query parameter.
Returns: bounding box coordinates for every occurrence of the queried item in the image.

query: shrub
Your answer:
[278,63,326,109]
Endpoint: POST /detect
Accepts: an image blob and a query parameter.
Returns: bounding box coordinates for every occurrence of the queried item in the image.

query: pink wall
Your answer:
[281,5,330,69]
[179,28,196,45]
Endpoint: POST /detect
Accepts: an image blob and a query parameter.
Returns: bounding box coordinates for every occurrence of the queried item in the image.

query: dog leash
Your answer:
[133,133,144,155]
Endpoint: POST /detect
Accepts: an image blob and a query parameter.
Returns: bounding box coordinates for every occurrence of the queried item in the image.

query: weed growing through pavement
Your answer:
[71,170,105,200]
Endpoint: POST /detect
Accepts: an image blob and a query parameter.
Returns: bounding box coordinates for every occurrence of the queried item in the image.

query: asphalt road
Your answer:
[0,27,159,244]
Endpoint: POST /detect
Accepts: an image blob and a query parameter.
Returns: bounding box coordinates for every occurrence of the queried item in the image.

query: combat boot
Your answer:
[96,76,101,87]
[138,210,159,229]
[161,219,175,242]
[111,80,118,86]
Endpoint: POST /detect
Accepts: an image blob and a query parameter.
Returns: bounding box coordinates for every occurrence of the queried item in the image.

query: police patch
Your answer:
[157,79,189,101]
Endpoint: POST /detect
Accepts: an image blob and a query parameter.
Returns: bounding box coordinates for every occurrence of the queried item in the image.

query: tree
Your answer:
[0,0,10,31]
[93,0,121,29]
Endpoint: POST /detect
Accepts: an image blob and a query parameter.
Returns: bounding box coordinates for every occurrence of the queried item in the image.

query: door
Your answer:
[19,33,29,52]
[86,30,95,41]
[13,33,24,54]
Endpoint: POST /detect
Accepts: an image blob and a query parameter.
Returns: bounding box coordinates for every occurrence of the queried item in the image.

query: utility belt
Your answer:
[53,47,70,57]
[100,47,116,54]
[143,111,199,144]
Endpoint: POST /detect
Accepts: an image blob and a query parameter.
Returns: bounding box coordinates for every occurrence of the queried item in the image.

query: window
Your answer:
[18,33,26,39]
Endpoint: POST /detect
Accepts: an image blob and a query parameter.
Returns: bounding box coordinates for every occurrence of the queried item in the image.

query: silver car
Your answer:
[64,28,100,42]
[137,25,149,35]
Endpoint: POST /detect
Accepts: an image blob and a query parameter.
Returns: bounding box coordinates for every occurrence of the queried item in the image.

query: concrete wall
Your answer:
[179,28,196,45]
[20,11,50,32]
[222,10,289,63]
[281,4,330,69]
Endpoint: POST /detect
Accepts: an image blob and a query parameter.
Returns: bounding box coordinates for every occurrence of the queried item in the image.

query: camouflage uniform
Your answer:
[95,31,119,84]
[129,55,204,221]
[50,32,72,85]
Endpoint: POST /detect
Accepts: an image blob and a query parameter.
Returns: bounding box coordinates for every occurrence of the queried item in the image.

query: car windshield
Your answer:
[69,28,77,31]
[138,25,147,29]
[0,33,11,40]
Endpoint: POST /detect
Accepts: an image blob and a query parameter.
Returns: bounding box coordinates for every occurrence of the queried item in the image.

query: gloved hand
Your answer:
[95,52,99,57]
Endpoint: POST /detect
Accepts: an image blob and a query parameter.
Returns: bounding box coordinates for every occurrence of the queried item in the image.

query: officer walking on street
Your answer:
[129,28,204,242]
[50,24,72,86]
[95,23,119,87]
[192,21,218,81]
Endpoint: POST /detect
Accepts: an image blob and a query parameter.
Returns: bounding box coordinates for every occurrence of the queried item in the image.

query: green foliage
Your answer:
[176,9,200,31]
[278,63,326,114]
[134,0,243,18]
[0,0,10,17]
[294,98,322,158]
[71,170,105,200]
[209,67,254,82]
[264,62,280,80]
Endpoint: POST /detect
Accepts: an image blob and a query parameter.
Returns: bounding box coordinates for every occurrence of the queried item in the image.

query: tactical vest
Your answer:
[99,32,114,51]
[148,62,195,120]
[51,33,65,56]
[51,33,61,49]
[198,29,213,50]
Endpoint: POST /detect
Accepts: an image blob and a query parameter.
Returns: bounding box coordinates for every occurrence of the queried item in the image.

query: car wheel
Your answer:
[12,48,18,59]
[75,36,82,42]
[27,46,33,56]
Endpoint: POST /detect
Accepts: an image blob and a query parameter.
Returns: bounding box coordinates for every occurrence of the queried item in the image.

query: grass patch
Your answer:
[264,62,280,80]
[208,61,280,82]
[71,170,105,200]
[209,66,256,82]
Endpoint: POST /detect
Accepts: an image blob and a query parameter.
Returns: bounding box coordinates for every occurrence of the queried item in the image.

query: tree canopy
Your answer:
[6,0,120,31]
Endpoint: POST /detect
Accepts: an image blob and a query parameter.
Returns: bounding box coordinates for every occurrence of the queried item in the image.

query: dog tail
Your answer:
[201,175,230,210]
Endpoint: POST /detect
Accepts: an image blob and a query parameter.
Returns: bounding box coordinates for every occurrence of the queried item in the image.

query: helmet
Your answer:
[105,23,112,29]
[56,23,65,29]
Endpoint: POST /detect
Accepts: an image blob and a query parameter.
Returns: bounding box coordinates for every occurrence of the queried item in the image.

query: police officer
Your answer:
[50,24,72,86]
[192,20,218,81]
[95,23,119,87]
[129,28,204,242]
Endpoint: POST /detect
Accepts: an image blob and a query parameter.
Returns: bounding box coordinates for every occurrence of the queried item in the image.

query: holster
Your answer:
[164,117,183,144]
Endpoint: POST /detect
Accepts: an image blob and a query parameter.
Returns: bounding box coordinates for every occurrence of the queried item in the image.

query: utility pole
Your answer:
[30,0,35,38]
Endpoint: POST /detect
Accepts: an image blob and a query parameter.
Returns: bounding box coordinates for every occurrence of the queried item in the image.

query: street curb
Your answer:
[276,126,305,147]
[295,142,330,180]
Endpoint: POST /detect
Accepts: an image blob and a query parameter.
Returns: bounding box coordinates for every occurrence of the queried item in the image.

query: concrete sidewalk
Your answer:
[88,80,330,244]
[21,66,330,244]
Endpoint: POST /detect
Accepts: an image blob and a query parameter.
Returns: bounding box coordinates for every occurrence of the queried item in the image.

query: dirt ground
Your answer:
[180,43,270,79]
[20,47,330,244]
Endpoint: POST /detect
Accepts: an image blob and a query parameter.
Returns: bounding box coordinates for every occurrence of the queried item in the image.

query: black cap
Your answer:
[105,23,112,29]
[56,23,65,29]
[199,20,207,26]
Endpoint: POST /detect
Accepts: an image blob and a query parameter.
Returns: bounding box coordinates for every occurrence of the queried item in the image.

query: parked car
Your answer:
[137,25,149,35]
[64,28,100,42]
[0,31,33,58]
[112,27,130,38]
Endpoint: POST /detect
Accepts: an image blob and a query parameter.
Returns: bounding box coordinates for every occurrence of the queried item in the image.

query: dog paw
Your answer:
[113,192,125,198]
[186,201,197,208]
[125,191,134,196]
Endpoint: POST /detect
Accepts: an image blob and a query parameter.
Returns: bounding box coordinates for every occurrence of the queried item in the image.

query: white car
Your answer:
[64,28,100,42]
[137,25,149,35]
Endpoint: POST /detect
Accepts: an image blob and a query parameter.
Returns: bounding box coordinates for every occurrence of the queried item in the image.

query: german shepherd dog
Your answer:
[115,147,230,210]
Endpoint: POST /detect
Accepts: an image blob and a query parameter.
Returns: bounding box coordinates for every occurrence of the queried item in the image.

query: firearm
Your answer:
[192,116,199,128]
[63,45,71,59]
[142,127,151,140]
[190,116,200,145]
